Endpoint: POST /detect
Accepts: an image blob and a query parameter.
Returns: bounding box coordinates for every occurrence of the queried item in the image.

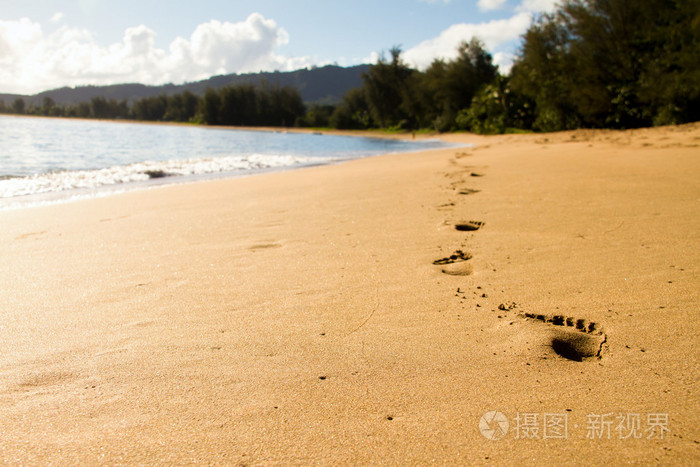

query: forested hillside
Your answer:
[0,65,368,108]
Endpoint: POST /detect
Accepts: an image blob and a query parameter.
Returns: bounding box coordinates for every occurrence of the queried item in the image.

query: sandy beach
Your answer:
[1,124,698,464]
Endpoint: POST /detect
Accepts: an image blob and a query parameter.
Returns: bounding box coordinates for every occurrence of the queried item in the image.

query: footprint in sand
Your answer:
[14,230,47,240]
[520,312,607,361]
[17,371,76,388]
[433,250,473,276]
[455,220,485,232]
[249,243,282,251]
[458,188,480,195]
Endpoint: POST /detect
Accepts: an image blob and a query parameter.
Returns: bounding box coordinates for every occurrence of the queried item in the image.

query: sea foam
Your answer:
[0,154,321,198]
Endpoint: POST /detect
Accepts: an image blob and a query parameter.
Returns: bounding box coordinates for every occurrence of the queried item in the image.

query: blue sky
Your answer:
[0,0,558,94]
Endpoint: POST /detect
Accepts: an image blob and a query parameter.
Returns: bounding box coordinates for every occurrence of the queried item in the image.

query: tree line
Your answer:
[1,0,698,133]
[324,0,699,133]
[509,0,700,131]
[0,84,305,127]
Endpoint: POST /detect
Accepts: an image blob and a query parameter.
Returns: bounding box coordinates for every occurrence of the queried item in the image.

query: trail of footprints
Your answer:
[435,152,607,362]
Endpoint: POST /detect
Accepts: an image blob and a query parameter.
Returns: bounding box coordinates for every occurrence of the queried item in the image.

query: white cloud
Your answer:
[400,1,561,72]
[517,0,560,13]
[492,51,516,74]
[49,12,64,23]
[365,51,381,65]
[0,13,315,95]
[403,12,532,70]
[478,0,508,11]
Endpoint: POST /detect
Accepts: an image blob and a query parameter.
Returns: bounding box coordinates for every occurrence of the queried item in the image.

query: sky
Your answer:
[0,0,559,95]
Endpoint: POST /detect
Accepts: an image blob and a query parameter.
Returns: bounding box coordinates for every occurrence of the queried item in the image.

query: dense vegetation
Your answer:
[326,0,700,132]
[1,0,698,133]
[0,85,306,127]
[509,0,700,131]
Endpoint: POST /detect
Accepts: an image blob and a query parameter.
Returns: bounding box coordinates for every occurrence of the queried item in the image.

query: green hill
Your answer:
[0,64,369,107]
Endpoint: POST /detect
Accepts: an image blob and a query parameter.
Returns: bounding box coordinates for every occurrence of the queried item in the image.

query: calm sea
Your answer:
[0,115,462,209]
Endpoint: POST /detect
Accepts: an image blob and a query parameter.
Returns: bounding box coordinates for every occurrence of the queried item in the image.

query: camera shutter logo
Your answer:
[480,411,509,440]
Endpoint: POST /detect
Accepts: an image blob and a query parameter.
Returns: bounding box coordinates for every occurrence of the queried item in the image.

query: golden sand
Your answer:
[1,124,698,464]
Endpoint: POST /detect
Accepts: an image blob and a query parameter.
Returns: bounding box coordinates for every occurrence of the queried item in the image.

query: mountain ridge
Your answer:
[0,64,370,107]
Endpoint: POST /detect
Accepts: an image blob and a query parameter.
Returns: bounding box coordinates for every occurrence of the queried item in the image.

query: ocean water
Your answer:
[0,115,462,208]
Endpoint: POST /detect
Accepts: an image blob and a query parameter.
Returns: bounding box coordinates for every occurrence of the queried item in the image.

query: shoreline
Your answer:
[0,112,440,140]
[0,159,337,211]
[1,119,460,210]
[1,123,698,463]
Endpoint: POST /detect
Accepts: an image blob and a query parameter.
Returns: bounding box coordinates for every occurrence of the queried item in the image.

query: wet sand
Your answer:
[1,123,698,464]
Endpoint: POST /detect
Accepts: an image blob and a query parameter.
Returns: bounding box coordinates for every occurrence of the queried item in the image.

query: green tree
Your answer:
[198,84,304,127]
[412,39,498,131]
[163,91,200,122]
[416,59,450,130]
[363,46,414,128]
[200,88,221,124]
[88,96,129,119]
[12,98,26,114]
[218,85,257,125]
[509,14,580,131]
[76,102,91,118]
[298,104,335,127]
[510,0,700,130]
[457,77,507,134]
[330,88,371,129]
[90,96,110,118]
[131,95,167,121]
[639,0,700,125]
[446,39,498,113]
[266,85,305,127]
[41,97,57,116]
